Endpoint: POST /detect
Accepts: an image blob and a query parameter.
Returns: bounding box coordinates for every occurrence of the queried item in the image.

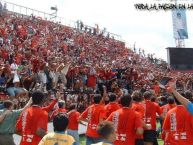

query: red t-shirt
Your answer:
[31,58,40,73]
[87,75,97,88]
[16,106,48,145]
[0,28,5,36]
[132,102,145,139]
[15,53,23,65]
[39,60,46,71]
[50,108,67,120]
[105,71,116,80]
[105,102,120,118]
[163,106,193,145]
[1,50,9,60]
[161,104,176,117]
[132,102,145,118]
[107,107,142,145]
[80,104,106,138]
[68,110,80,130]
[143,100,162,130]
[153,85,160,95]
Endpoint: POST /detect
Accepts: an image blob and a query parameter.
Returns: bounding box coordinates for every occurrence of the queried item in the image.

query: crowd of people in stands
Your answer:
[1,3,193,145]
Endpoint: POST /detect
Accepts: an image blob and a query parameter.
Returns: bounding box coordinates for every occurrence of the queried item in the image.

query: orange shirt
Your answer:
[50,108,67,120]
[68,110,80,130]
[163,106,193,145]
[144,100,162,130]
[80,104,106,138]
[107,107,142,145]
[105,102,120,118]
[132,102,145,139]
[132,102,145,118]
[16,106,48,145]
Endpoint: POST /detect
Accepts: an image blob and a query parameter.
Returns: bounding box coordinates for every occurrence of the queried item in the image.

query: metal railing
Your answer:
[0,0,123,41]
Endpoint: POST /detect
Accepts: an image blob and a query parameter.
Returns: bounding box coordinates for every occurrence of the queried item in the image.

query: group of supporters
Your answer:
[0,4,169,107]
[1,3,193,145]
[1,81,193,145]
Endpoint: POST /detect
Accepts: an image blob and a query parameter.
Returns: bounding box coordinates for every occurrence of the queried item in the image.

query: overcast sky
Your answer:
[3,0,193,60]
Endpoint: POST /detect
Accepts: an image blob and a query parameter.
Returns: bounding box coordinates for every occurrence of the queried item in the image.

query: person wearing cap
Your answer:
[0,98,32,145]
[38,113,75,145]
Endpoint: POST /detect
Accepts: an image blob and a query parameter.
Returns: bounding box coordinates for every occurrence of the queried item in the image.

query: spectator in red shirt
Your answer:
[67,104,80,145]
[87,74,97,90]
[16,91,48,145]
[106,95,143,145]
[79,94,106,145]
[153,81,160,96]
[87,66,97,90]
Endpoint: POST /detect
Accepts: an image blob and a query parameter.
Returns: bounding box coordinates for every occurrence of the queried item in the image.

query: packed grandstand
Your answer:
[0,1,193,145]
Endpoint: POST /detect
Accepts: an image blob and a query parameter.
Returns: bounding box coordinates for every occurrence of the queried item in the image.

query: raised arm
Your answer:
[42,99,57,113]
[168,81,193,115]
[168,81,190,107]
[21,97,33,111]
[42,92,61,113]
[172,90,190,108]
[0,110,11,123]
[79,107,89,123]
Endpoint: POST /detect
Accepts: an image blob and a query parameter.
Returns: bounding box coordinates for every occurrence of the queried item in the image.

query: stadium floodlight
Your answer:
[51,6,57,11]
[50,6,58,21]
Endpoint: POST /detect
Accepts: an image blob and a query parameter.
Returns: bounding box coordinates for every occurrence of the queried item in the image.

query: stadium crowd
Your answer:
[1,3,193,145]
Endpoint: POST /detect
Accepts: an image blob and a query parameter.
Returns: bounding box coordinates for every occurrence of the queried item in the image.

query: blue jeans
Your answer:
[86,136,103,145]
[0,104,4,109]
[67,129,79,145]
[7,87,24,97]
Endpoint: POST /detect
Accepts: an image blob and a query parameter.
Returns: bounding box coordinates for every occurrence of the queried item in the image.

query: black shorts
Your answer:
[135,139,144,145]
[143,130,157,143]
